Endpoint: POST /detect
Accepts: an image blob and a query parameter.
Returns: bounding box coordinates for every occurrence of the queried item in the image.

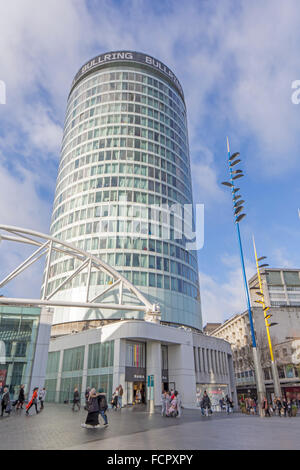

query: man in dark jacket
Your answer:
[98,388,108,426]
[276,397,282,416]
[282,398,288,417]
[16,385,25,409]
[72,387,81,411]
[84,387,91,410]
[1,387,11,417]
[201,391,211,416]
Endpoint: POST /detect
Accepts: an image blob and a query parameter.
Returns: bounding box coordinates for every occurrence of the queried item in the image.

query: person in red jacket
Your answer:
[26,387,39,415]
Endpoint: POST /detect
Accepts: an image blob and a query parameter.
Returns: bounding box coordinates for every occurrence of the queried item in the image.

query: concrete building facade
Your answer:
[46,320,236,409]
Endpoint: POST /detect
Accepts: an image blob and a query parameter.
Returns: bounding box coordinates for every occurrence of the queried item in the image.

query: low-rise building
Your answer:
[210,269,300,401]
[0,305,53,399]
[45,319,237,410]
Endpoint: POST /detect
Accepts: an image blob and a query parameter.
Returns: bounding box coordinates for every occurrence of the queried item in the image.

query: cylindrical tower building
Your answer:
[45,51,202,332]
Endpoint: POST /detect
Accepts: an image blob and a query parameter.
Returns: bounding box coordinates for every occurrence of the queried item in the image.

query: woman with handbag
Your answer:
[72,387,81,411]
[1,387,11,417]
[81,388,100,428]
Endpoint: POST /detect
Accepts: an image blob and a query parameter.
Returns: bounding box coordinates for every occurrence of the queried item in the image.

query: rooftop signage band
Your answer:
[70,51,184,100]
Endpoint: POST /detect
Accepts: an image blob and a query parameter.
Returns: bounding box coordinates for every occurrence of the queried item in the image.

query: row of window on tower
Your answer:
[63,108,187,153]
[46,269,199,300]
[57,147,190,199]
[68,69,185,120]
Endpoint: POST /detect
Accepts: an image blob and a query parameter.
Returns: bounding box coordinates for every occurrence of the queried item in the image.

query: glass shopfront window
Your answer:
[126,341,145,368]
[196,384,229,411]
[62,346,84,372]
[88,341,114,369]
[0,307,40,397]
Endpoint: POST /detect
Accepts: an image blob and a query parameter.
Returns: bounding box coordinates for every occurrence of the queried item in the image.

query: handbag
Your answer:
[5,403,12,413]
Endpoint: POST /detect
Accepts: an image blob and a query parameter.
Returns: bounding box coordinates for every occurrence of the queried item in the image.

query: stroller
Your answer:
[167,398,178,417]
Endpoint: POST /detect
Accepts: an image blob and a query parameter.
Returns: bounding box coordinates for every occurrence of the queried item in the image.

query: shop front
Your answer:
[125,367,146,405]
[161,345,169,392]
[196,384,229,411]
[283,386,300,401]
[125,340,146,405]
[162,371,169,392]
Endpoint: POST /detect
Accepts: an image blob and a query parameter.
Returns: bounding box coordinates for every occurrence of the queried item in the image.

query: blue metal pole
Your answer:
[227,139,257,348]
[235,223,257,347]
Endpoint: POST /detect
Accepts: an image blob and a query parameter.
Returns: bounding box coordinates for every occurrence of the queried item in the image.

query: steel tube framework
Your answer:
[0,225,161,322]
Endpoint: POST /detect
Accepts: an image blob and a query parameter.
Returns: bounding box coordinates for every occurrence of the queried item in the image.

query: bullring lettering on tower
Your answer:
[71,51,184,99]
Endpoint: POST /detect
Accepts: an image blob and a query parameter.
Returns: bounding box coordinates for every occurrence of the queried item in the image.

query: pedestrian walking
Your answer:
[196,390,201,408]
[165,391,171,416]
[225,395,232,414]
[276,397,282,416]
[98,388,109,426]
[111,389,118,410]
[287,399,293,417]
[262,397,270,417]
[161,390,167,416]
[219,397,225,411]
[282,398,288,417]
[81,388,100,428]
[1,387,11,417]
[16,385,25,410]
[84,387,91,410]
[72,387,81,411]
[26,387,39,415]
[118,384,123,408]
[39,387,46,410]
[253,397,257,414]
[201,391,211,417]
[175,391,182,418]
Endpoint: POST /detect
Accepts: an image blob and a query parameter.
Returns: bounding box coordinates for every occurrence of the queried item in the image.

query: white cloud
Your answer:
[272,248,296,269]
[0,160,51,298]
[190,144,225,205]
[199,254,256,325]
[1,0,300,304]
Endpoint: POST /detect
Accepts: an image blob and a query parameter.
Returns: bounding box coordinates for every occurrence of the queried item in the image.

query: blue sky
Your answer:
[0,0,299,325]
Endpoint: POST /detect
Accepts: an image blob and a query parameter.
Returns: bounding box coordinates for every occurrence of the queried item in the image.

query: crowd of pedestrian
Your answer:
[239,396,258,415]
[0,383,47,417]
[262,396,298,417]
[239,395,299,417]
[161,390,182,417]
[2,380,299,427]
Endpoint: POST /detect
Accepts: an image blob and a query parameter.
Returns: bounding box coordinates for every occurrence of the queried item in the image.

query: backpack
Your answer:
[99,394,108,411]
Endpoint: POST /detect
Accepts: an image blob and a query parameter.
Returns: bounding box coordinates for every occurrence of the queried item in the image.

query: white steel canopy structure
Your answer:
[0,225,161,322]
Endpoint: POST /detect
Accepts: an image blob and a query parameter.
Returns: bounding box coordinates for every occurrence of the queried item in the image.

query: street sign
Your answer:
[147,374,154,387]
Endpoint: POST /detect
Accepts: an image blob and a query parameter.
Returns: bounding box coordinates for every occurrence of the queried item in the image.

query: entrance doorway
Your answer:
[126,381,146,405]
[133,382,146,404]
[162,382,169,392]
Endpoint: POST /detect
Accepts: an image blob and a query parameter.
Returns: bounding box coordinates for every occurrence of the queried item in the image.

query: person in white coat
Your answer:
[175,391,182,418]
[39,388,47,410]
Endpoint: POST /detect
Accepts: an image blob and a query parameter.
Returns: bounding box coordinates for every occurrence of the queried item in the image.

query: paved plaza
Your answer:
[0,403,299,450]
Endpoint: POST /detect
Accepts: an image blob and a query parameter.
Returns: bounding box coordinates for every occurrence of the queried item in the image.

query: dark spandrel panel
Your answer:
[267,271,283,286]
[283,271,300,286]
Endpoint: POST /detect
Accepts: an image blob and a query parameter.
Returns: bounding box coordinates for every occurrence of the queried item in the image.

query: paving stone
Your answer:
[0,404,299,450]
